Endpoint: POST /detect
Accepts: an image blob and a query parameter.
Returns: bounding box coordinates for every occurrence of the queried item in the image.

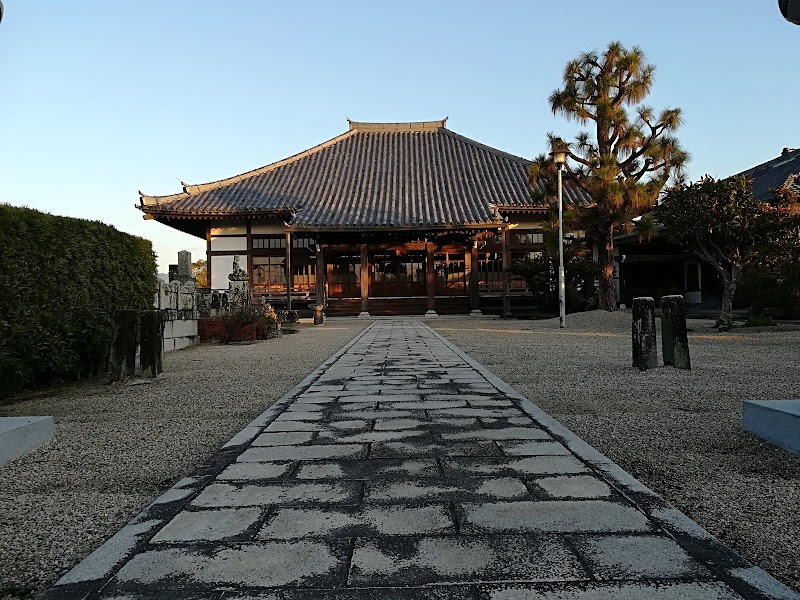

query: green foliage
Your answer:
[218,302,281,343]
[742,315,776,328]
[0,204,157,396]
[530,41,688,310]
[655,176,800,327]
[510,229,597,314]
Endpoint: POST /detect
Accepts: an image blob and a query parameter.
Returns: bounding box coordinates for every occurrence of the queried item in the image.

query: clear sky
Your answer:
[1,1,797,272]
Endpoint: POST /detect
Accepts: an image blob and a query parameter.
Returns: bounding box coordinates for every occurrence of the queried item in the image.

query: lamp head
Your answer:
[549,148,567,167]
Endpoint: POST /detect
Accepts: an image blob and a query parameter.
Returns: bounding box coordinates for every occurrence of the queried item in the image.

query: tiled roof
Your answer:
[738,147,800,201]
[138,120,592,229]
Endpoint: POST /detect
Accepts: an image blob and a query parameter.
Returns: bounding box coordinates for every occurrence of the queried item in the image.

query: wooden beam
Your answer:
[426,241,436,313]
[285,231,292,310]
[360,243,369,314]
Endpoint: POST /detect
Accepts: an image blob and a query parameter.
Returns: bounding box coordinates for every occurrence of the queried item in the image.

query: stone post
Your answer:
[108,310,138,381]
[177,250,193,283]
[313,304,325,325]
[139,310,164,378]
[632,297,658,371]
[660,294,691,369]
[228,255,250,310]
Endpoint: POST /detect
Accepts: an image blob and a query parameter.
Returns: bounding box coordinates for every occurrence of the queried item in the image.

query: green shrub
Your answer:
[743,315,776,327]
[0,204,157,396]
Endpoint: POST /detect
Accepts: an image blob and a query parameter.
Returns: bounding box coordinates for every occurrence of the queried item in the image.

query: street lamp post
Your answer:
[550,148,567,329]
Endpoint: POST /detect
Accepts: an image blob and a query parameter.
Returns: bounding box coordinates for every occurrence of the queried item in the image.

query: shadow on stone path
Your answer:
[44,321,799,599]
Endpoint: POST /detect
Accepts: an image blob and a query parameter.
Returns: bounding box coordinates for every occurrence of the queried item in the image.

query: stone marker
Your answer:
[660,294,691,369]
[139,310,164,378]
[109,309,138,381]
[168,264,179,282]
[632,297,657,371]
[177,250,193,283]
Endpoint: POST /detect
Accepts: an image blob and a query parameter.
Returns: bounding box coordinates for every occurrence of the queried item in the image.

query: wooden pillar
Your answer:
[315,242,326,306]
[426,241,437,314]
[501,228,509,318]
[246,221,253,287]
[206,228,212,289]
[285,231,292,310]
[360,243,369,314]
[469,241,480,313]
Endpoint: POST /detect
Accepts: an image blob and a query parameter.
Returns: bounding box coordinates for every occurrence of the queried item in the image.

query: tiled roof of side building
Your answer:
[738,147,800,202]
[137,120,593,229]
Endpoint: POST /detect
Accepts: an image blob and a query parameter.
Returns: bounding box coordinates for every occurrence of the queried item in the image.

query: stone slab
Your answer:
[217,462,293,481]
[151,507,262,542]
[365,477,530,503]
[479,582,744,599]
[573,534,711,580]
[113,541,349,588]
[295,458,440,480]
[348,535,586,586]
[370,441,502,458]
[441,427,551,442]
[743,399,800,455]
[0,416,54,465]
[252,432,315,446]
[459,500,652,534]
[533,475,612,498]
[259,504,454,539]
[238,444,366,461]
[191,482,361,507]
[443,456,589,477]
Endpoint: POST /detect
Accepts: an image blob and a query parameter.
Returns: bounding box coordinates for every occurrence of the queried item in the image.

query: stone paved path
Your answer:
[46,321,798,599]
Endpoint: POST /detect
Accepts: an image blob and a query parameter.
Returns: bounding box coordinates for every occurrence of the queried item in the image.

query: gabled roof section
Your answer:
[738,147,800,202]
[137,119,593,229]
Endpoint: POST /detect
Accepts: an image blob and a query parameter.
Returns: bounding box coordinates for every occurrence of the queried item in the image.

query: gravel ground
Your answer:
[431,312,800,593]
[0,320,368,599]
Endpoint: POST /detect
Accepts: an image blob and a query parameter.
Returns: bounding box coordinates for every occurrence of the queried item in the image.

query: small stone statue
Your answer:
[229,255,249,282]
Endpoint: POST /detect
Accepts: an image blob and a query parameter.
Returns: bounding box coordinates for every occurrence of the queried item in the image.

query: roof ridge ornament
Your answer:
[347,119,448,133]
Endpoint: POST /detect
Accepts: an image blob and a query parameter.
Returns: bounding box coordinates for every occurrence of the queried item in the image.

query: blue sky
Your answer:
[1,1,797,272]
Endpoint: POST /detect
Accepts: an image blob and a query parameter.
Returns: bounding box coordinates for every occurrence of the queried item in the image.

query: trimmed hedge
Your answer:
[0,204,158,396]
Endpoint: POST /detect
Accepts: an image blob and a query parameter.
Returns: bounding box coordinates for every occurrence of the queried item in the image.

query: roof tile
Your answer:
[139,121,593,228]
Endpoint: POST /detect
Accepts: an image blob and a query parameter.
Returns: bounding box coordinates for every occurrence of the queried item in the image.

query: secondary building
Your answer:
[137,119,591,316]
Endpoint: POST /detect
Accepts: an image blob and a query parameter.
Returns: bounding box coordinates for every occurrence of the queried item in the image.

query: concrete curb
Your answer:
[423,321,799,600]
[0,416,54,465]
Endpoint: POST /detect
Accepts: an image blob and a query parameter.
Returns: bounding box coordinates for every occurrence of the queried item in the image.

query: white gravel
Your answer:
[432,311,800,593]
[0,320,368,599]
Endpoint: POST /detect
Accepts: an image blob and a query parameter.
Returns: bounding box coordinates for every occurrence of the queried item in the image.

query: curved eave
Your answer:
[138,191,188,207]
[497,205,550,213]
[137,206,295,220]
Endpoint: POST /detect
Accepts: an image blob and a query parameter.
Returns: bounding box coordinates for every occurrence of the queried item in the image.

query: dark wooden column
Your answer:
[469,241,480,312]
[360,243,369,314]
[205,228,212,289]
[426,241,436,314]
[285,231,292,310]
[315,243,326,305]
[246,221,253,283]
[501,228,509,318]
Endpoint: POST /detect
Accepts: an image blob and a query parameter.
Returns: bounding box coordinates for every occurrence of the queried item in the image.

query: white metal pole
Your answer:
[557,164,566,329]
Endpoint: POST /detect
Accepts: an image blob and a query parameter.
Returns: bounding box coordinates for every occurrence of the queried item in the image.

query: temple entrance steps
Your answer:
[326,296,470,317]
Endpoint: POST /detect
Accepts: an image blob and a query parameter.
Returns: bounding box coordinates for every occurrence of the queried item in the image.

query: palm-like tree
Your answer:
[530,41,689,311]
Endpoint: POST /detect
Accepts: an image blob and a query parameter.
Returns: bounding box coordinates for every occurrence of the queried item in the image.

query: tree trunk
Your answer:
[598,227,617,312]
[718,264,741,330]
